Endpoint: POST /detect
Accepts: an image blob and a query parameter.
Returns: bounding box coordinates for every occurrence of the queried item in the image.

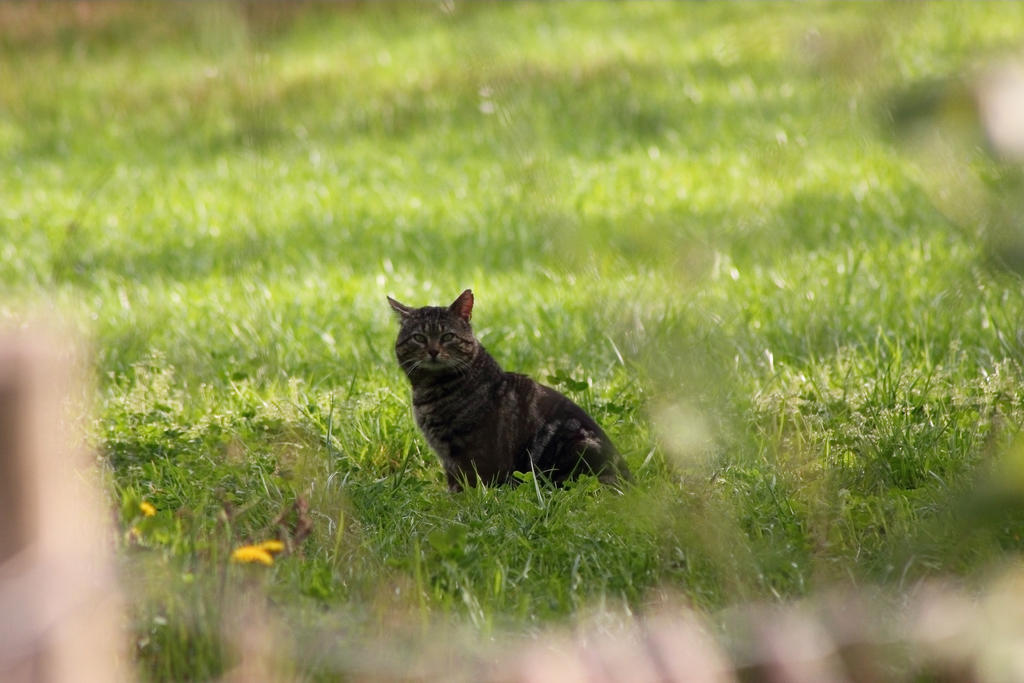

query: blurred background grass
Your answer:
[3,1,1024,679]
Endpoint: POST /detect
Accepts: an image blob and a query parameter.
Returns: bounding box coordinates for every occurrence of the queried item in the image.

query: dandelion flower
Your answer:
[139,502,157,517]
[231,545,274,566]
[259,539,285,555]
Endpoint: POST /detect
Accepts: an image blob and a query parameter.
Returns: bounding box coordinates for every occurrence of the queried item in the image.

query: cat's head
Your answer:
[387,289,477,378]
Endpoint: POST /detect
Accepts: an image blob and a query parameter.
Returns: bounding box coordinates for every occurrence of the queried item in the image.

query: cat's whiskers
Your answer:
[449,357,472,378]
[400,358,427,376]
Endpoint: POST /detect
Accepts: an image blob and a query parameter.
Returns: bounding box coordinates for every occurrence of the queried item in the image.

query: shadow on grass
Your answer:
[49,179,952,288]
[49,206,565,285]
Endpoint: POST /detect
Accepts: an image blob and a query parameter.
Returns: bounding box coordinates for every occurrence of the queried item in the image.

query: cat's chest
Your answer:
[412,379,519,450]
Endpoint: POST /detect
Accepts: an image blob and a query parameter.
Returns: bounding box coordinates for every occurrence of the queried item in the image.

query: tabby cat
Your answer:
[387,289,631,491]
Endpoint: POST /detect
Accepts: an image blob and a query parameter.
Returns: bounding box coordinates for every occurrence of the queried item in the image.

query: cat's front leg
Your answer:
[445,469,464,492]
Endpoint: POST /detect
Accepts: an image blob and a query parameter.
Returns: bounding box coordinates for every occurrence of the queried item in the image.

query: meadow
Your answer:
[3,2,1024,679]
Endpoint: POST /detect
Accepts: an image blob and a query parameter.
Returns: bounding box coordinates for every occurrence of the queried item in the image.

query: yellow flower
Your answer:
[259,539,285,555]
[231,545,274,566]
[139,502,157,517]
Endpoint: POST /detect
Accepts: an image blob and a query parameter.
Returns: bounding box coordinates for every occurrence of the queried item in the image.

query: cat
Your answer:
[387,289,631,491]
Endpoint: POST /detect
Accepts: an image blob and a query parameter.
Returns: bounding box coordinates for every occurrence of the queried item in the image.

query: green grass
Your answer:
[4,2,1024,679]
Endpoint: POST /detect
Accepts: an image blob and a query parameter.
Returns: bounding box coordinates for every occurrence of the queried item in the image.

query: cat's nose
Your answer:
[428,348,439,359]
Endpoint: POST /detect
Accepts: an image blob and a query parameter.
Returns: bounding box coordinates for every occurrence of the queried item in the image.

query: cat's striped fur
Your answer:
[388,289,631,491]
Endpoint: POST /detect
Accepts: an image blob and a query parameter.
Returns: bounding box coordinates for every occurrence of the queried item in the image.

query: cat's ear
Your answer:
[449,289,474,321]
[387,296,413,319]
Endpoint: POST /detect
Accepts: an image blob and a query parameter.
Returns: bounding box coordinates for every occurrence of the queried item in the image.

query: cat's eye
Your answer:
[412,333,427,344]
[440,332,455,342]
